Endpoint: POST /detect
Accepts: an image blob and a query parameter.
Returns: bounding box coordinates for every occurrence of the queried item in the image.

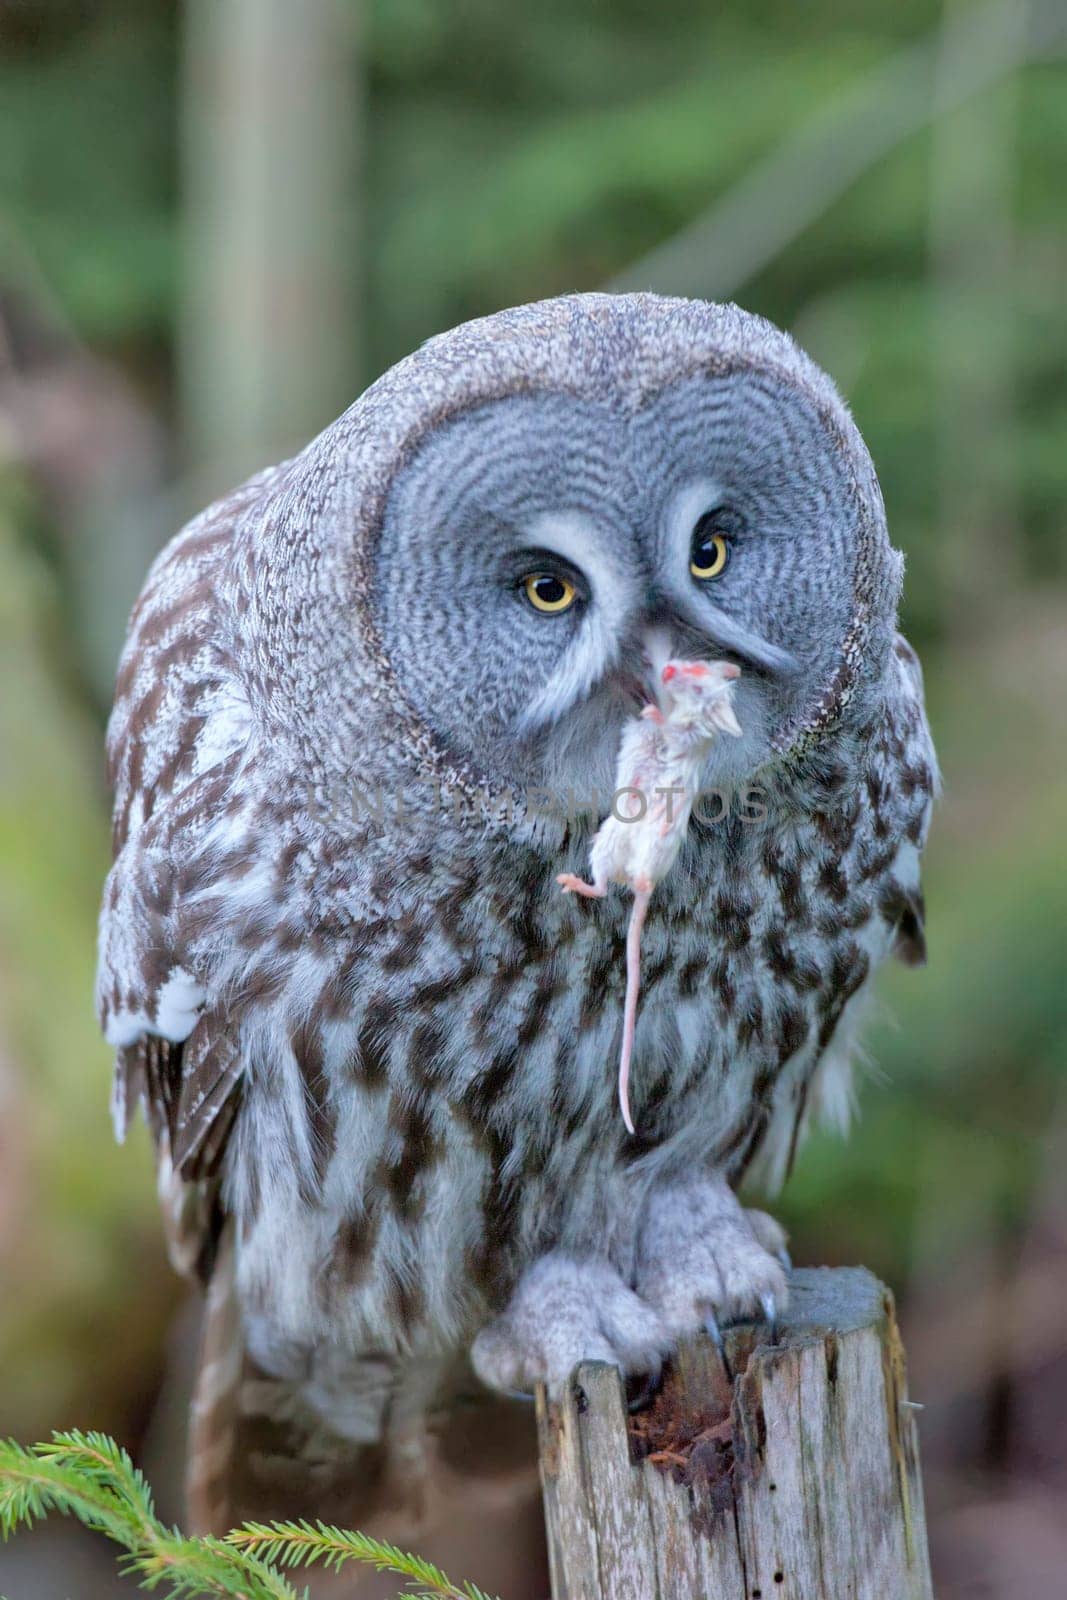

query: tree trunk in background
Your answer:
[180,0,363,505]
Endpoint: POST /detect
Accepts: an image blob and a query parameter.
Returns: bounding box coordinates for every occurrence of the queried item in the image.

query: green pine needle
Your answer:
[0,1432,502,1600]
[228,1520,499,1598]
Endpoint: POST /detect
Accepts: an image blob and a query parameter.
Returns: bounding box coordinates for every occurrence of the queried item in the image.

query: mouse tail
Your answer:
[619,884,652,1134]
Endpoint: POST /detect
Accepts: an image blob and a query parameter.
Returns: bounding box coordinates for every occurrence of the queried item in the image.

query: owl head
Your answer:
[240,295,902,829]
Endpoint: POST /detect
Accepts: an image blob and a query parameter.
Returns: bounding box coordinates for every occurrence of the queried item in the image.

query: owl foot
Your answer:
[470,1252,670,1398]
[636,1178,788,1341]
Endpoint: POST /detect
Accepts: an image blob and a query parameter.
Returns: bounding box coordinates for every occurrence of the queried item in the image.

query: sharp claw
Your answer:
[777,1246,793,1272]
[705,1311,734,1380]
[625,1362,664,1413]
[504,1386,536,1404]
[759,1292,779,1343]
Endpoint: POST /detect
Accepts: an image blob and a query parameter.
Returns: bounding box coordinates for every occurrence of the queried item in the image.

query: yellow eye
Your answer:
[523,573,577,613]
[690,532,731,580]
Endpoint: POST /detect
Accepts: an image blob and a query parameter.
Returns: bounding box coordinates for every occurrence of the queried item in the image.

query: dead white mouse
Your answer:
[557,658,742,1134]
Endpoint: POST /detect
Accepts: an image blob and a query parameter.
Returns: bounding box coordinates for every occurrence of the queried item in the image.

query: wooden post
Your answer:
[535,1267,933,1600]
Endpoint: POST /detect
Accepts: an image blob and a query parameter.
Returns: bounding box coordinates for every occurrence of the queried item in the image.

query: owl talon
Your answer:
[704,1310,735,1380]
[625,1360,664,1413]
[759,1291,779,1342]
[470,1253,670,1399]
[637,1177,789,1348]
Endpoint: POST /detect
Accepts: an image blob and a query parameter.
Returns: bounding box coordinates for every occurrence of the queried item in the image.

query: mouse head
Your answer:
[661,658,742,736]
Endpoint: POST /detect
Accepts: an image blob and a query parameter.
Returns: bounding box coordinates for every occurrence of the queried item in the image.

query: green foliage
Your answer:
[4,1,1065,611]
[0,3,177,341]
[778,655,1067,1281]
[0,1432,501,1600]
[1,7,1065,1564]
[0,494,170,1438]
[229,1524,497,1599]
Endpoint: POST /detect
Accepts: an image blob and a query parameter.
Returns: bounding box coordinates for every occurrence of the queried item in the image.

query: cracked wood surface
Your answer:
[535,1266,933,1600]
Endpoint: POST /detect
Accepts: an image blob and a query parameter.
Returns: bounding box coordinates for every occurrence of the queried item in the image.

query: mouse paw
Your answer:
[556,873,605,898]
[636,1177,788,1339]
[471,1253,670,1398]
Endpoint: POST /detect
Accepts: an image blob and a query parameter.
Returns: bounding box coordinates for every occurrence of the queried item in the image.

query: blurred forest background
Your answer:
[1,1,1065,1596]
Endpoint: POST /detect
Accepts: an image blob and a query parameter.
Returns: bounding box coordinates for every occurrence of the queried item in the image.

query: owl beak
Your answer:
[701,608,797,677]
[649,596,798,679]
[639,625,674,708]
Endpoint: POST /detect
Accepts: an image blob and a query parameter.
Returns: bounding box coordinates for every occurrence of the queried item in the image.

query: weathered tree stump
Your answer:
[535,1267,932,1600]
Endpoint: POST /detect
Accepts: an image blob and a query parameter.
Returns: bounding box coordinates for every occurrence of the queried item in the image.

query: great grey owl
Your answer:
[97,293,936,1537]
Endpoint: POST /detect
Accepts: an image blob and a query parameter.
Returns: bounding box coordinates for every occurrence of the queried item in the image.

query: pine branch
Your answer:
[0,1433,503,1600]
[0,1445,140,1547]
[228,1520,501,1599]
[0,1434,300,1599]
